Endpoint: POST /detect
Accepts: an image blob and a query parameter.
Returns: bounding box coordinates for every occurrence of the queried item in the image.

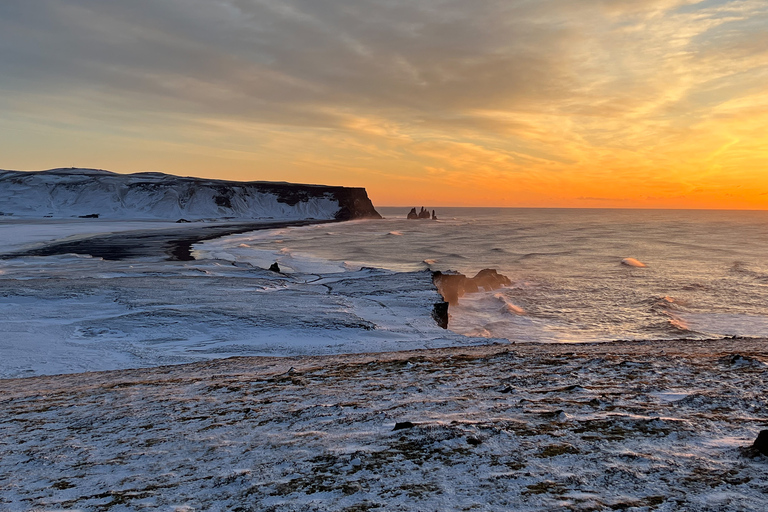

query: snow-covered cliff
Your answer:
[0,168,381,221]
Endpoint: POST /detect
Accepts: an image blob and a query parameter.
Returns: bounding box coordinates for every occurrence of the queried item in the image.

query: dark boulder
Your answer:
[753,430,768,456]
[432,302,449,329]
[269,262,280,273]
[393,421,415,431]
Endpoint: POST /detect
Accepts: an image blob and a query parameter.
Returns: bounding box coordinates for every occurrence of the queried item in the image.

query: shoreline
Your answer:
[1,218,336,261]
[2,336,766,386]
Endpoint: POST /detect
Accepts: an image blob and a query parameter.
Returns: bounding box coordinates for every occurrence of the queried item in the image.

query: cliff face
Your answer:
[0,169,381,221]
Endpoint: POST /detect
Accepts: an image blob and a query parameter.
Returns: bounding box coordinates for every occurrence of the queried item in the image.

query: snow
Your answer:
[0,168,343,221]
[0,255,484,379]
[1,341,767,511]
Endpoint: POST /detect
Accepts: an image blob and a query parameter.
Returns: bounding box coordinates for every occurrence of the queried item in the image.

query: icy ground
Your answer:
[1,340,767,511]
[0,254,477,378]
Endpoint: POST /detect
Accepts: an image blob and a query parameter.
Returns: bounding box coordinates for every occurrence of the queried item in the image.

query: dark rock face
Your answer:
[432,302,449,329]
[252,182,381,220]
[753,430,768,456]
[214,194,232,208]
[269,262,281,273]
[393,421,415,431]
[406,206,437,220]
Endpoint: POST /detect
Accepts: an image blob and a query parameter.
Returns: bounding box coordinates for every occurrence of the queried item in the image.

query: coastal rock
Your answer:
[407,206,437,220]
[432,272,465,306]
[393,421,415,431]
[0,168,382,221]
[269,262,281,273]
[433,269,512,306]
[472,269,512,291]
[754,430,768,456]
[432,301,449,329]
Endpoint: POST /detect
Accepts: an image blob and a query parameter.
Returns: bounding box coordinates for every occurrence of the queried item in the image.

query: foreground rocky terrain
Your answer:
[2,339,767,511]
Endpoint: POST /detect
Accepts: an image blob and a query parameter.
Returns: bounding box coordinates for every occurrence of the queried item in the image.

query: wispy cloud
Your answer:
[1,0,766,206]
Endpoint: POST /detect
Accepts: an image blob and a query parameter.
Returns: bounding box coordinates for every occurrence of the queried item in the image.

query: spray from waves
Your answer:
[493,292,526,315]
[648,295,702,335]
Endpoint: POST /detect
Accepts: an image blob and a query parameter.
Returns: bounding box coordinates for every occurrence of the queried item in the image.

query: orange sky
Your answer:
[1,0,767,208]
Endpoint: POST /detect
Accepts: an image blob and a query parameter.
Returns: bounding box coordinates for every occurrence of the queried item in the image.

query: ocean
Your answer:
[196,207,768,343]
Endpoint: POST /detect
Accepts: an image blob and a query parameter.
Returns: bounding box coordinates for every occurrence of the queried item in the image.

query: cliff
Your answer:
[0,168,381,221]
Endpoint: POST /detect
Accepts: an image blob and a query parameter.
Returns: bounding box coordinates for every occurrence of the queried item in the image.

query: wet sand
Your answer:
[2,219,333,261]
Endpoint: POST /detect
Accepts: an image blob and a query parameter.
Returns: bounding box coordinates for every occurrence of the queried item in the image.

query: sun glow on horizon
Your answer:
[1,1,767,209]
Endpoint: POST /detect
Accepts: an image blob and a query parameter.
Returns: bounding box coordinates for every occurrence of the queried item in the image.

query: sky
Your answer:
[1,1,767,208]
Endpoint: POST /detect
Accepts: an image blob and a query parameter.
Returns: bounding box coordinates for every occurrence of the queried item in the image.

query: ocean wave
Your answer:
[493,292,526,315]
[730,261,768,282]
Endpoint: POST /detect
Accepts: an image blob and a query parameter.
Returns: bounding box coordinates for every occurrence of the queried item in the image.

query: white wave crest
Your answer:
[622,257,646,267]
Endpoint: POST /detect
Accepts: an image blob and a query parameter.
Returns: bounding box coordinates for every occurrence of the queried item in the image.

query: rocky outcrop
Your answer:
[0,168,381,221]
[432,302,449,329]
[431,268,511,329]
[753,430,768,456]
[433,269,512,306]
[407,207,436,220]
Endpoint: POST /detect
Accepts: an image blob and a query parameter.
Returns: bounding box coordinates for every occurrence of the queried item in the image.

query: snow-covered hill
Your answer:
[0,168,381,221]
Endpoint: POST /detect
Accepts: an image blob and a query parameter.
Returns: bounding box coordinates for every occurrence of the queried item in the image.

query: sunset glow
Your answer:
[1,0,767,208]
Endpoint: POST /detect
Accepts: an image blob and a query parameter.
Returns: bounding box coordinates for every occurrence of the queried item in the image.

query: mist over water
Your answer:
[196,208,768,343]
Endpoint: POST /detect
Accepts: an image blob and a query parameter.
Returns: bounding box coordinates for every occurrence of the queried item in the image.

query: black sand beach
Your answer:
[3,219,334,261]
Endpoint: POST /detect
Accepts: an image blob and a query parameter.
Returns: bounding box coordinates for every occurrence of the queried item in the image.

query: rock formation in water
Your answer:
[433,269,512,306]
[407,206,437,220]
[0,168,381,221]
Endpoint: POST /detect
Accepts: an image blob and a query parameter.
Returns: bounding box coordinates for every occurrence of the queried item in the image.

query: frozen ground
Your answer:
[0,253,478,379]
[1,340,767,511]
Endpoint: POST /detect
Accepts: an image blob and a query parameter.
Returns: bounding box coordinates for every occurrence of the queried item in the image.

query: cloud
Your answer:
[1,0,767,206]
